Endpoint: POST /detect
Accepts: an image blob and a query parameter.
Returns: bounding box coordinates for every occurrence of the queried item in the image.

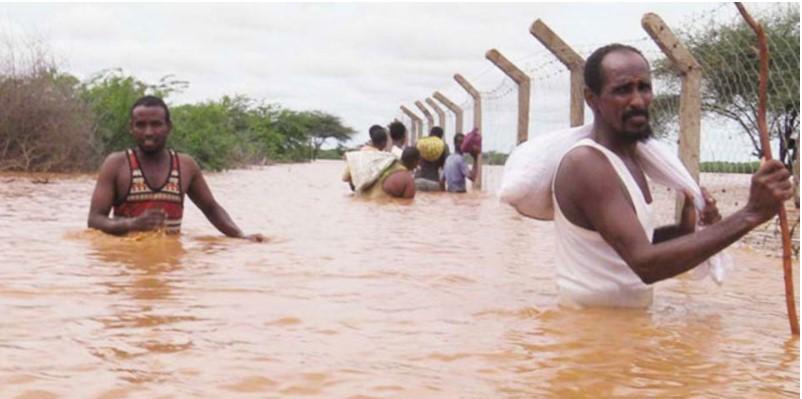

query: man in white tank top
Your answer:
[552,44,794,308]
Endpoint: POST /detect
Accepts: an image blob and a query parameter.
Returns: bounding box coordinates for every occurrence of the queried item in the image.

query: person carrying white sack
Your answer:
[344,148,419,200]
[499,43,794,308]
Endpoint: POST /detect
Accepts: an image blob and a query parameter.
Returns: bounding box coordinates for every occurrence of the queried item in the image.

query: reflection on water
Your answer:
[0,161,798,398]
[63,232,194,385]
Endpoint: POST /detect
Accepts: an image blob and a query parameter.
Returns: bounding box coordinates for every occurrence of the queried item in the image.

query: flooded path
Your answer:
[0,161,798,398]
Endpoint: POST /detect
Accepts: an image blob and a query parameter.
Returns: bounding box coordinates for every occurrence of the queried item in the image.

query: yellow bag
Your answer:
[416,136,445,162]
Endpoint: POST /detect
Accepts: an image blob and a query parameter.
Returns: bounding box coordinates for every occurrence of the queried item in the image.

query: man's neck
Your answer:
[136,147,169,163]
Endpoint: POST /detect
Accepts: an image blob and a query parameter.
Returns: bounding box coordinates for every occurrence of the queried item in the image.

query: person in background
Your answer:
[343,125,389,191]
[443,133,477,193]
[414,126,449,192]
[388,120,407,159]
[363,125,388,152]
[361,147,421,200]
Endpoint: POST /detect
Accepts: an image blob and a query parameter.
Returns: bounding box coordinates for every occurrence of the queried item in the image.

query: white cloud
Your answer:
[0,2,750,147]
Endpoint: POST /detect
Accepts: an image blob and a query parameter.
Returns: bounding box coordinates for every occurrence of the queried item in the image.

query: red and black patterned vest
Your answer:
[113,148,183,233]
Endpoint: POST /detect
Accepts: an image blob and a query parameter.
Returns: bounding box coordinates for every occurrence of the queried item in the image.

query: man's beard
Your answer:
[625,124,653,142]
[622,109,653,142]
[138,141,165,155]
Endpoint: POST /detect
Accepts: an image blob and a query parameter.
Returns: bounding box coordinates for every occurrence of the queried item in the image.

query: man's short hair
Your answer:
[584,44,647,95]
[430,126,444,138]
[130,95,171,126]
[388,121,407,141]
[401,147,420,170]
[453,132,465,150]
[369,125,388,148]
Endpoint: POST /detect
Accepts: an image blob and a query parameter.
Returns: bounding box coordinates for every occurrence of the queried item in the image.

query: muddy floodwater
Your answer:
[0,161,798,398]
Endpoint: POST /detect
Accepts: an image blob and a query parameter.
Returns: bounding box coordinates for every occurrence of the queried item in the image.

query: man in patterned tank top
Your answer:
[551,44,792,304]
[88,96,263,241]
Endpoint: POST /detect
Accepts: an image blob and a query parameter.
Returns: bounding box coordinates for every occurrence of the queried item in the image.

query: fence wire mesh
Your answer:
[409,3,799,254]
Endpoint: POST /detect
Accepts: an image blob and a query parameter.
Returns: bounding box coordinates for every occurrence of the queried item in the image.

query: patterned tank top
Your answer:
[113,148,184,234]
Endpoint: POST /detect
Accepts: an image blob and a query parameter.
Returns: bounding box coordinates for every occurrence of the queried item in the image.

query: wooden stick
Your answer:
[735,2,799,335]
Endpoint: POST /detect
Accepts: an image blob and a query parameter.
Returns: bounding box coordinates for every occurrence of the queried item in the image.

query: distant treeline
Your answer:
[0,57,356,172]
[699,161,761,174]
[482,151,509,166]
[317,148,348,160]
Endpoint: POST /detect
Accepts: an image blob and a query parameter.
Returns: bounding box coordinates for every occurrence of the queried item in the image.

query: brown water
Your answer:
[0,161,798,398]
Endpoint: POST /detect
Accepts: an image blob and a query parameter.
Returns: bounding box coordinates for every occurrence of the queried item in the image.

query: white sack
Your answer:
[499,124,592,220]
[345,151,397,192]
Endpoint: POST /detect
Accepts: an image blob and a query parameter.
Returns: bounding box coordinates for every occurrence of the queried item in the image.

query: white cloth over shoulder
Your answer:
[499,123,732,284]
[345,151,396,192]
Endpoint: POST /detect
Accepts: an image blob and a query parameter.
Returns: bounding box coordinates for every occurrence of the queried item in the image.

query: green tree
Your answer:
[233,99,282,165]
[171,95,291,170]
[271,109,315,161]
[652,5,799,167]
[171,99,241,171]
[305,111,357,161]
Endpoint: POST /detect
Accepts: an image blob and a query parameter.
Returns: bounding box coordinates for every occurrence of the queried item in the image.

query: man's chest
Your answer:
[114,166,189,203]
[623,159,653,204]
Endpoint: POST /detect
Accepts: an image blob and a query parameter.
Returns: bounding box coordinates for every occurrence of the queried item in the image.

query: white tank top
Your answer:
[552,138,655,308]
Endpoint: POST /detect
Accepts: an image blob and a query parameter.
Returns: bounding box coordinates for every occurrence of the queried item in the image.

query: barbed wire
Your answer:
[400,2,799,166]
[416,3,744,108]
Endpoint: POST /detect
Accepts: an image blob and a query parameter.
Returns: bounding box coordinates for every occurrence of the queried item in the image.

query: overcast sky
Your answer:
[0,2,782,151]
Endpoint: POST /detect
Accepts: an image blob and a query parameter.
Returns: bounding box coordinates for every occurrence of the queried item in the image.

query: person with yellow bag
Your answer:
[414,126,449,192]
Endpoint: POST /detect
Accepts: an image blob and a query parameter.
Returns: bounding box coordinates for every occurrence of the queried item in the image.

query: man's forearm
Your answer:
[630,209,759,284]
[204,205,244,238]
[88,214,132,236]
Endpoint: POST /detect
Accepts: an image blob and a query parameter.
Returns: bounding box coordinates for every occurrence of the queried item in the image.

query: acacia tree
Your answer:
[652,5,799,168]
[305,111,356,161]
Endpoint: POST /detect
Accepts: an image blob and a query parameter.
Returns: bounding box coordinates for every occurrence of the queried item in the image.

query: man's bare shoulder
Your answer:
[557,146,612,180]
[555,145,622,198]
[99,151,128,170]
[176,152,200,171]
